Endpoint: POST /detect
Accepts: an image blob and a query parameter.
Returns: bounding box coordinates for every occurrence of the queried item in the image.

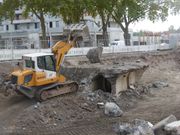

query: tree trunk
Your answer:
[40,13,47,48]
[102,25,109,47]
[123,28,131,46]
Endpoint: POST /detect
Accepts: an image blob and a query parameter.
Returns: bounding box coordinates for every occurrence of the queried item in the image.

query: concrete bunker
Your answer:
[61,61,148,96]
[92,75,112,93]
[115,73,129,95]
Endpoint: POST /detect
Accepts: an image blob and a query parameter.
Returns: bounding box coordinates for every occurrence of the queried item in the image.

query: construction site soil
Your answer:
[0,49,180,134]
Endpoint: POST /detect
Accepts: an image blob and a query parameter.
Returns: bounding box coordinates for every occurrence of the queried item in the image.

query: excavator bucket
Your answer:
[63,23,92,47]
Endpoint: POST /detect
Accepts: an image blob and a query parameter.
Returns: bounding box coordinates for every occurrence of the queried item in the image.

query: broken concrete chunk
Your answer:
[164,121,180,135]
[153,115,177,135]
[153,81,169,88]
[97,102,105,109]
[114,119,154,135]
[114,123,132,135]
[86,47,103,63]
[104,102,123,117]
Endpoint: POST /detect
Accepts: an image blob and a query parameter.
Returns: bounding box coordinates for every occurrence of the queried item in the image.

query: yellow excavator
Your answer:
[11,34,78,101]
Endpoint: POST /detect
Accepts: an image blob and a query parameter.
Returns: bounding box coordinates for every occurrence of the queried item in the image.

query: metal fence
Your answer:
[0,41,173,61]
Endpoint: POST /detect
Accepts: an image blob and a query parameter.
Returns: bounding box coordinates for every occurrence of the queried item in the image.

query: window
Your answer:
[37,56,45,70]
[14,24,20,30]
[56,21,59,28]
[45,55,55,71]
[24,74,33,83]
[6,25,9,31]
[15,14,20,20]
[25,60,35,69]
[35,23,39,29]
[49,22,53,28]
[37,55,55,71]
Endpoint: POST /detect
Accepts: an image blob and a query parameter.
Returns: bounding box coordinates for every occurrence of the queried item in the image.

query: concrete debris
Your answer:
[153,81,169,88]
[34,105,38,109]
[148,122,154,128]
[97,102,105,109]
[15,95,98,128]
[129,84,135,90]
[164,121,180,135]
[34,102,41,109]
[136,59,141,63]
[0,74,15,96]
[83,90,115,103]
[153,115,177,135]
[86,47,103,63]
[79,103,93,112]
[121,85,151,99]
[104,102,123,117]
[114,119,154,135]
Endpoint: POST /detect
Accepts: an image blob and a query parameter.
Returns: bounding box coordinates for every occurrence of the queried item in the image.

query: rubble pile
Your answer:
[114,119,154,135]
[15,95,100,128]
[114,115,180,135]
[0,73,15,97]
[15,83,156,129]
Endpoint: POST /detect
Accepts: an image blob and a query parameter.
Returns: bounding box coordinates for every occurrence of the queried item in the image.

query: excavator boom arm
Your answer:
[51,38,76,75]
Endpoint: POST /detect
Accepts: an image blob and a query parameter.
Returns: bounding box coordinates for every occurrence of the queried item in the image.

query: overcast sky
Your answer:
[130,15,180,32]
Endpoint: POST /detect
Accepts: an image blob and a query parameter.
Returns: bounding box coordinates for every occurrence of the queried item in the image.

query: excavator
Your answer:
[11,34,78,101]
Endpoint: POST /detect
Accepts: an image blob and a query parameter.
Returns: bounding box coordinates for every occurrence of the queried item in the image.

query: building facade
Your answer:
[0,6,129,48]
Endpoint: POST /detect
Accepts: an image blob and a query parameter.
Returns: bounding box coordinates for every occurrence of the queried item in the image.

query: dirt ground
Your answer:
[0,49,180,134]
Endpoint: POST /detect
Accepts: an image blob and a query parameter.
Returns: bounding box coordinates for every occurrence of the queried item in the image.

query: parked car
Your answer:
[109,40,125,47]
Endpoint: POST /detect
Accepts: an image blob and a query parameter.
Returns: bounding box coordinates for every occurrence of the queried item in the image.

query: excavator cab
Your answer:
[12,53,57,86]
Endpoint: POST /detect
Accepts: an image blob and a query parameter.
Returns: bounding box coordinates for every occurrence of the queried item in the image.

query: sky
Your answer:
[130,15,180,32]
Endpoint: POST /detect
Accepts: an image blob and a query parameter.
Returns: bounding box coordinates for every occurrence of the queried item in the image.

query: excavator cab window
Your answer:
[25,59,35,69]
[45,55,55,71]
[37,55,55,71]
[37,56,46,69]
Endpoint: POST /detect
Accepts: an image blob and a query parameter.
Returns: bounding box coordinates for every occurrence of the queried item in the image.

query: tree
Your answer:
[21,0,60,48]
[171,0,180,14]
[59,0,116,46]
[1,0,60,48]
[58,0,86,24]
[86,0,116,46]
[0,0,21,23]
[112,0,170,46]
[169,25,175,32]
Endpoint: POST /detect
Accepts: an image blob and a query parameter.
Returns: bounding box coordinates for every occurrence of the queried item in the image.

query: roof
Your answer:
[23,53,53,57]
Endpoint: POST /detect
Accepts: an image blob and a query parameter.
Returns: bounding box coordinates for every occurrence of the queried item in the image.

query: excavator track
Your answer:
[16,81,78,102]
[35,81,78,101]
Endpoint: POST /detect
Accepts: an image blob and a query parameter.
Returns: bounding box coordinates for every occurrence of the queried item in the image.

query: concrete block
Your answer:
[164,121,180,135]
[153,115,177,135]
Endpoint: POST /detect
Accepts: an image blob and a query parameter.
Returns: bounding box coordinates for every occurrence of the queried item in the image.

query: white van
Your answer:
[109,40,125,47]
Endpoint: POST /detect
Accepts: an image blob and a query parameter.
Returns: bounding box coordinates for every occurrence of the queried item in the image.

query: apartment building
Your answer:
[0,7,127,48]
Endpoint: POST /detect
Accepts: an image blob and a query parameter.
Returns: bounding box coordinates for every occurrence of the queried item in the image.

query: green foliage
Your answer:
[21,0,59,18]
[0,0,20,23]
[170,0,180,14]
[59,0,85,24]
[111,0,172,45]
[148,0,169,21]
[86,0,116,46]
[0,0,178,46]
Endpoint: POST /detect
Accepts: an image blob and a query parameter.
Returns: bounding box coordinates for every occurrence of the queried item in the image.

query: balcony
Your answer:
[0,29,40,38]
[13,19,37,24]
